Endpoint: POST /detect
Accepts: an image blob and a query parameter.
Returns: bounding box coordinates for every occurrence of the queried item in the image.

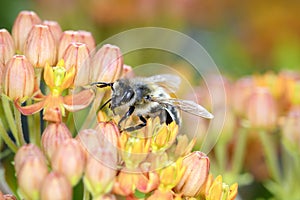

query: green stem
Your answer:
[1,96,20,146]
[13,106,26,145]
[258,129,281,182]
[231,127,248,175]
[83,185,90,200]
[33,112,41,147]
[215,140,227,173]
[0,119,18,153]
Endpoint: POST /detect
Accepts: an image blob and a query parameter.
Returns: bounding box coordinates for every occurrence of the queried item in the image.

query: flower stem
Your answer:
[13,106,26,145]
[232,127,247,175]
[258,129,281,182]
[0,119,18,153]
[1,96,20,146]
[33,112,41,147]
[215,140,227,173]
[83,185,90,200]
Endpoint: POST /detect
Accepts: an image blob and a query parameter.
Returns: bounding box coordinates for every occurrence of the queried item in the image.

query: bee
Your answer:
[91,74,213,131]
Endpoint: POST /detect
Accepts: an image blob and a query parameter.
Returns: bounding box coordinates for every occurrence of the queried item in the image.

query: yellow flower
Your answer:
[205,175,238,200]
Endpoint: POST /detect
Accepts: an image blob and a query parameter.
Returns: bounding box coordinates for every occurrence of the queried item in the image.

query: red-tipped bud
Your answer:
[3,55,34,102]
[24,24,57,67]
[41,122,72,160]
[77,30,96,52]
[17,156,48,200]
[246,87,278,129]
[0,29,15,65]
[90,44,123,83]
[51,138,86,186]
[12,11,41,53]
[40,172,72,200]
[175,151,210,197]
[14,144,46,175]
[42,20,62,45]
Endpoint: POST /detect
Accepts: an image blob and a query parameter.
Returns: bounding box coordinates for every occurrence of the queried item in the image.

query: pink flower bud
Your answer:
[3,55,34,102]
[77,30,96,52]
[175,151,210,197]
[24,24,57,67]
[90,44,123,83]
[12,11,41,53]
[14,144,46,175]
[0,29,15,65]
[41,122,72,160]
[42,20,62,45]
[83,150,117,197]
[17,156,48,200]
[51,138,86,186]
[58,30,79,59]
[40,172,72,200]
[246,87,278,129]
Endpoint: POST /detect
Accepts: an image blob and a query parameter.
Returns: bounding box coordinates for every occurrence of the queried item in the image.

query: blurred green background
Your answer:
[1,0,300,78]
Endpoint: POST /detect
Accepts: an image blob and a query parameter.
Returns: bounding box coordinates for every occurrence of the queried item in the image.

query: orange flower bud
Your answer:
[77,30,96,52]
[24,24,57,67]
[147,189,173,200]
[12,11,41,53]
[14,144,46,175]
[17,156,48,200]
[40,172,72,200]
[113,169,139,196]
[0,192,17,200]
[51,138,86,186]
[83,150,117,197]
[3,55,34,102]
[93,194,117,200]
[58,30,79,59]
[90,44,123,83]
[0,29,15,65]
[246,87,278,129]
[41,122,72,159]
[43,20,62,44]
[175,151,210,197]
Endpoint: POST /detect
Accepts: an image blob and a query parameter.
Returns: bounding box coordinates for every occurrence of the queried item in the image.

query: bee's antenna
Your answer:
[91,82,114,91]
[98,98,112,110]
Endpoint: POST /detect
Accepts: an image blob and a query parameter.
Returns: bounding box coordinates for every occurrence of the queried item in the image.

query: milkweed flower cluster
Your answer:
[0,11,238,200]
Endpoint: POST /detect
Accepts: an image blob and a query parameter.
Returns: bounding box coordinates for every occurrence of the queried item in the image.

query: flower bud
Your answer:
[90,44,123,83]
[3,55,34,102]
[17,156,48,200]
[147,189,173,200]
[62,42,90,86]
[77,30,96,52]
[174,151,210,197]
[93,194,116,200]
[281,106,300,151]
[246,87,278,129]
[113,169,139,196]
[58,30,79,59]
[14,144,46,175]
[83,150,117,197]
[232,77,255,116]
[51,138,85,186]
[0,29,15,65]
[43,20,62,44]
[24,24,57,67]
[0,191,17,200]
[12,11,41,53]
[41,122,72,159]
[40,172,72,200]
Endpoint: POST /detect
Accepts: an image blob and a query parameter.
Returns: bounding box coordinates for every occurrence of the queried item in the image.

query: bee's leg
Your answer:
[118,106,135,129]
[123,115,147,132]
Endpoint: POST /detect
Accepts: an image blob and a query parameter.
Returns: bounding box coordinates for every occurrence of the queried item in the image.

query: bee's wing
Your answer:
[153,98,214,119]
[144,74,181,93]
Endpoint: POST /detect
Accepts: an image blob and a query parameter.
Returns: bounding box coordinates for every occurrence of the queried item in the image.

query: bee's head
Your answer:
[111,79,135,109]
